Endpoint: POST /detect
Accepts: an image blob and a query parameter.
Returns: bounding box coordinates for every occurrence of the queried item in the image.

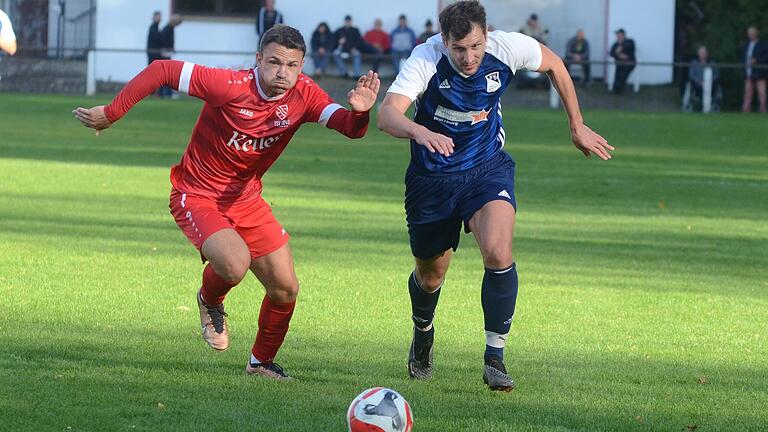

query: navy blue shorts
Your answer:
[404,151,517,259]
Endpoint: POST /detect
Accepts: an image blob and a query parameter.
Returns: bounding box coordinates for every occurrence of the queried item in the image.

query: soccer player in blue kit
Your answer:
[377,0,614,391]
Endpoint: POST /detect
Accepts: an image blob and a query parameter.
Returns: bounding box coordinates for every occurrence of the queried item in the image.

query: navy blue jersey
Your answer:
[388,31,542,173]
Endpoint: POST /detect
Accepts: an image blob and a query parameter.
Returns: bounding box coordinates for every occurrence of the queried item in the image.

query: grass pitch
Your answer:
[1,93,766,431]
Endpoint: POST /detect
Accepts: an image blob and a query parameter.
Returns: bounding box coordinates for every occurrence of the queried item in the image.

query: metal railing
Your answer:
[3,47,768,113]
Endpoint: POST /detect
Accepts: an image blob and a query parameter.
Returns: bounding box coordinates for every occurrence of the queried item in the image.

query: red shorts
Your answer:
[169,188,289,261]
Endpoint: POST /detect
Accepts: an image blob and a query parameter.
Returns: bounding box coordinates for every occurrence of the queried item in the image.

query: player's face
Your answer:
[444,24,487,76]
[256,43,305,97]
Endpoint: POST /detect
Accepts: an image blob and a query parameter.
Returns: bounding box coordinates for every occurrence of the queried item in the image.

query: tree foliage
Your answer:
[677,0,768,108]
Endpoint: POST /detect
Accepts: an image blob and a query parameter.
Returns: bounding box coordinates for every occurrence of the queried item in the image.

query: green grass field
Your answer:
[1,93,766,431]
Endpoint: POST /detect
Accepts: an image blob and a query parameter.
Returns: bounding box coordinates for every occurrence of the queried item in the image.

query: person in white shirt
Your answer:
[0,8,17,56]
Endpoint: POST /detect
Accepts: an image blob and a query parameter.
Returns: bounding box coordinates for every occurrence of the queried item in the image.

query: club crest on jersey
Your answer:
[485,71,501,93]
[273,104,291,127]
[275,104,289,120]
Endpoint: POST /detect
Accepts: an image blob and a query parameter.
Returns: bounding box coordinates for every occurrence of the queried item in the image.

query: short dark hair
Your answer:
[439,0,486,41]
[259,24,307,54]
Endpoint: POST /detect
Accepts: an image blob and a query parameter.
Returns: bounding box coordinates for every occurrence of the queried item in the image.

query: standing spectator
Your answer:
[519,13,548,45]
[333,15,363,79]
[311,22,335,78]
[256,0,283,39]
[609,28,636,94]
[390,14,416,74]
[158,15,182,98]
[741,26,768,113]
[565,29,590,85]
[147,11,163,65]
[0,7,17,55]
[417,19,437,44]
[689,45,719,104]
[363,18,390,73]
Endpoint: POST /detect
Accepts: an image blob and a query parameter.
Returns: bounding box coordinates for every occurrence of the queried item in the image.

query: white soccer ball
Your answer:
[347,387,413,432]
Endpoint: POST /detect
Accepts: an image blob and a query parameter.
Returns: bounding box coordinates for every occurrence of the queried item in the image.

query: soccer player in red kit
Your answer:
[72,25,380,380]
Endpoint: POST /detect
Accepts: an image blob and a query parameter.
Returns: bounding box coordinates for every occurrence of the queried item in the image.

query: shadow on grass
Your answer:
[2,324,765,432]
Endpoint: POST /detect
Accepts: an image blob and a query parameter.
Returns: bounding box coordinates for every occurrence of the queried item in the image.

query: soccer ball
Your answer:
[347,387,413,432]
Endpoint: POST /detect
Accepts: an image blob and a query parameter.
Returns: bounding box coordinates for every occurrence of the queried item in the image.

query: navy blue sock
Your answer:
[481,263,518,363]
[409,271,440,344]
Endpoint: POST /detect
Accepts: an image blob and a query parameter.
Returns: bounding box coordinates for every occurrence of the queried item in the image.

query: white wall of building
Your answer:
[93,0,438,82]
[92,0,673,85]
[455,0,675,84]
[480,0,608,77]
[94,0,171,82]
[607,0,676,84]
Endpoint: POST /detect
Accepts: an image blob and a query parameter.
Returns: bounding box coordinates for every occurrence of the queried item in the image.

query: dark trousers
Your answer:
[565,59,591,83]
[613,64,635,93]
[149,55,173,97]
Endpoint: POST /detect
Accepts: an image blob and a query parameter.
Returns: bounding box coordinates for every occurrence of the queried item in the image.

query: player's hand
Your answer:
[571,123,613,160]
[72,105,113,136]
[412,125,454,156]
[348,70,380,112]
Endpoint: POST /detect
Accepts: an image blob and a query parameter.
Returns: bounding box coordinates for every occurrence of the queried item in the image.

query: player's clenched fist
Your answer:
[72,105,113,135]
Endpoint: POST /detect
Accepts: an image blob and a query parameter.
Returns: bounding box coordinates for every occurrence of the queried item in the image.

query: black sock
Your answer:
[481,263,518,363]
[409,271,441,339]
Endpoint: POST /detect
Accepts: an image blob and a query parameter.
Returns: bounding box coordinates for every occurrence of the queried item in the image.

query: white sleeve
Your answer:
[488,31,542,73]
[0,10,16,43]
[386,43,439,101]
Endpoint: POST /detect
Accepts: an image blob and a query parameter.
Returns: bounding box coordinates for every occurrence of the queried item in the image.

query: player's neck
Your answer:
[254,69,288,101]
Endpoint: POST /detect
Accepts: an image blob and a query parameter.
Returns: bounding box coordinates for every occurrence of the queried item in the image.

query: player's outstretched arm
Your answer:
[537,44,614,160]
[71,60,187,136]
[0,38,16,55]
[377,93,454,156]
[323,71,381,139]
[0,10,17,55]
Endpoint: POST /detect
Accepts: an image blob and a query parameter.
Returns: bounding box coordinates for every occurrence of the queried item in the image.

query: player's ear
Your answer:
[255,51,263,66]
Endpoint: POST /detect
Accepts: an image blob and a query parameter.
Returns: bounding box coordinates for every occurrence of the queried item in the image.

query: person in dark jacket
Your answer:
[146,11,162,65]
[256,0,283,39]
[609,28,636,94]
[741,26,768,113]
[333,15,363,78]
[311,22,335,77]
[565,29,591,84]
[157,14,182,98]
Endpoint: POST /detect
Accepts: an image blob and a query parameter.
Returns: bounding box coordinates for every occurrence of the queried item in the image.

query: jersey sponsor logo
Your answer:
[439,79,451,89]
[226,130,283,152]
[485,71,501,93]
[433,105,490,126]
[239,108,254,118]
[470,110,489,125]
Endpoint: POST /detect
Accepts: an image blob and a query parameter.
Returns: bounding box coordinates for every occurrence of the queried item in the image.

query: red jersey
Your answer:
[364,29,390,52]
[104,60,369,201]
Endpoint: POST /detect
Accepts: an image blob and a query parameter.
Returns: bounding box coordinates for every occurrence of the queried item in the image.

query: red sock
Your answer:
[251,295,296,363]
[200,264,237,306]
